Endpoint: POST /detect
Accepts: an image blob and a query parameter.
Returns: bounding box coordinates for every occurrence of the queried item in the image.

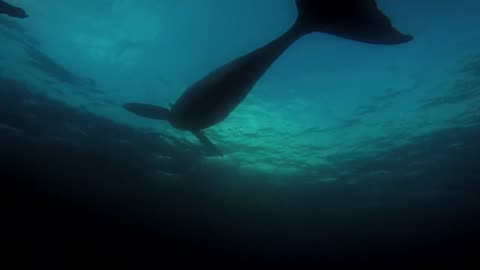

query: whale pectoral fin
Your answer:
[192,130,223,157]
[122,103,170,121]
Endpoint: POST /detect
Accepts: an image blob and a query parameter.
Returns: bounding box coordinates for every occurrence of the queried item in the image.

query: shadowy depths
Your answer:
[1,77,479,267]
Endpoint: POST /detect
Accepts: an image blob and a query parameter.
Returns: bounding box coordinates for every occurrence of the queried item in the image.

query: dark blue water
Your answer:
[1,0,479,267]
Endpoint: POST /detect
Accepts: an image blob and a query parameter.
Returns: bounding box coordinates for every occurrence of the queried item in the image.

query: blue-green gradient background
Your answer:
[1,0,479,266]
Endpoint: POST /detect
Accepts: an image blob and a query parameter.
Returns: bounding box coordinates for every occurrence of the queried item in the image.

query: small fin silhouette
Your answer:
[122,103,170,120]
[0,0,28,18]
[192,130,223,156]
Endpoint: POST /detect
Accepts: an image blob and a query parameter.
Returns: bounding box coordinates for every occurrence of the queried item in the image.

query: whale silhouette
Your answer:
[0,0,28,18]
[123,0,413,156]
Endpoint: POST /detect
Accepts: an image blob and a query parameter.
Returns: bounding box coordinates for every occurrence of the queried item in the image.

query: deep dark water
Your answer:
[1,77,479,267]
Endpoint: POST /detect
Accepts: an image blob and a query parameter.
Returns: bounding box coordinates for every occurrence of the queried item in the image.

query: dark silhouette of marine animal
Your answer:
[0,0,28,18]
[123,0,413,156]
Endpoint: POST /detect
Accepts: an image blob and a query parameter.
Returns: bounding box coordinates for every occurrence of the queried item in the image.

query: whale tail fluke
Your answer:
[295,0,413,44]
[123,103,170,120]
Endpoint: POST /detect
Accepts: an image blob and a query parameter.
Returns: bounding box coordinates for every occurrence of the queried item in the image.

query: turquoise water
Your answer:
[1,0,479,266]
[2,0,480,174]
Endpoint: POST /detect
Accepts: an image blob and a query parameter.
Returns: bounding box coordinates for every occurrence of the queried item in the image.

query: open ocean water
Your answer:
[1,0,480,267]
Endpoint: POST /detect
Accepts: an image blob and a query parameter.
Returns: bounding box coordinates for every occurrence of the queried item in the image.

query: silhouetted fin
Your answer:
[0,0,28,18]
[123,103,170,121]
[192,130,223,157]
[296,0,413,44]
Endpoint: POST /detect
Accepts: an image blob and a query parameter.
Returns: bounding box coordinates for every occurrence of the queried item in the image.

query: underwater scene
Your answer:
[2,0,480,267]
